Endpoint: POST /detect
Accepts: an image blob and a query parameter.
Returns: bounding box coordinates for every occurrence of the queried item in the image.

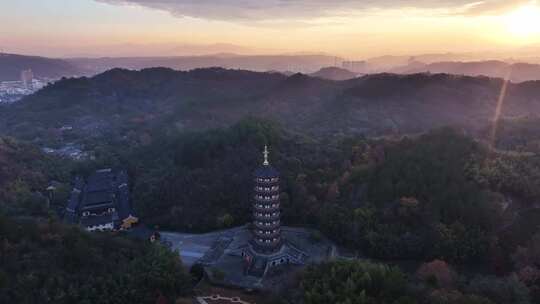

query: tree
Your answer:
[417,260,456,289]
[0,216,193,304]
[300,260,414,304]
[466,275,530,304]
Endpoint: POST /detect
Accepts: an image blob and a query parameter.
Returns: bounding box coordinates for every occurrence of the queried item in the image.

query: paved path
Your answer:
[196,295,254,304]
[160,227,243,266]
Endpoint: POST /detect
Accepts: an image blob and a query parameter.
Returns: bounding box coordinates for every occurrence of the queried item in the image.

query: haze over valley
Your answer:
[2,67,539,142]
[4,1,540,304]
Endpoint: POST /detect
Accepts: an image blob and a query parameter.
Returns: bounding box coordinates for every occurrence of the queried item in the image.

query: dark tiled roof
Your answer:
[117,185,133,219]
[253,165,280,178]
[85,169,113,192]
[66,190,81,213]
[64,176,86,224]
[81,191,114,208]
[73,176,84,191]
[116,170,134,220]
[116,170,128,186]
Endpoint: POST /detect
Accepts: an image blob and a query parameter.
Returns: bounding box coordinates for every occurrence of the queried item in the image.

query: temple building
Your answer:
[64,169,138,231]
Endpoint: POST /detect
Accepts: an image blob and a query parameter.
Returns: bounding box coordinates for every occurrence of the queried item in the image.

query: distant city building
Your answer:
[20,69,34,89]
[64,169,138,231]
[42,143,89,160]
[342,60,367,73]
[0,77,54,104]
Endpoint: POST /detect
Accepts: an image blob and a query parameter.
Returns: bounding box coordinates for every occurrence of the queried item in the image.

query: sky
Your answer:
[1,0,540,58]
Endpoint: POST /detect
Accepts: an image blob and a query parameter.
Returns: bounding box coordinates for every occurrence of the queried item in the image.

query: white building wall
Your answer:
[86,222,114,232]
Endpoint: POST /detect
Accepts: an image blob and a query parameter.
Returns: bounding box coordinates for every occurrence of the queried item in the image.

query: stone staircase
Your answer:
[198,234,234,265]
[247,256,267,277]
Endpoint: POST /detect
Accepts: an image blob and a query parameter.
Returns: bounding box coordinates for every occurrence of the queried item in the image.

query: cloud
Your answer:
[96,0,485,21]
[96,0,536,23]
[96,0,348,21]
[461,0,533,15]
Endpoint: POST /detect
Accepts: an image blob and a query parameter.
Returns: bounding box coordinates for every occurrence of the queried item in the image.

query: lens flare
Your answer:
[504,3,540,37]
[489,72,511,151]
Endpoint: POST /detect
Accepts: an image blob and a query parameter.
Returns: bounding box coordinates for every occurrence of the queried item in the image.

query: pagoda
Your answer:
[251,145,282,254]
[239,146,308,277]
[194,145,320,284]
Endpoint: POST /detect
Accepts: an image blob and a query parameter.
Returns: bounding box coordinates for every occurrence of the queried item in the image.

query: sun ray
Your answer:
[489,71,512,152]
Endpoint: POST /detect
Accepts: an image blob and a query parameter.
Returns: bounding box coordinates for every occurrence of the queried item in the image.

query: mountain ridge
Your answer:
[2,67,540,146]
[391,60,540,82]
[310,67,358,81]
[0,53,85,81]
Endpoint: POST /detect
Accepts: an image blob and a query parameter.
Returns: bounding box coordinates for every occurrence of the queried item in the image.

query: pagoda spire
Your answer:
[263,145,269,166]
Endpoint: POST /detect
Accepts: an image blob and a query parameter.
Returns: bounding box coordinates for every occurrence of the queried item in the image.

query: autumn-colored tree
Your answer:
[417,259,456,288]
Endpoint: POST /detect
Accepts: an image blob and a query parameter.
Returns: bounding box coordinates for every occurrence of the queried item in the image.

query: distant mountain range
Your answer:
[391,60,540,83]
[5,51,540,84]
[66,54,342,74]
[2,67,540,146]
[0,53,85,81]
[0,52,343,81]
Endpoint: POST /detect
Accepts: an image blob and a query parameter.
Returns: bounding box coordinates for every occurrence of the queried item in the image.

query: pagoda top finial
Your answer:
[263,145,270,166]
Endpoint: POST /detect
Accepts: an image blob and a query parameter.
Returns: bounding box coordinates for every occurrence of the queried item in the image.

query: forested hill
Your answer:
[3,67,540,144]
[0,53,84,81]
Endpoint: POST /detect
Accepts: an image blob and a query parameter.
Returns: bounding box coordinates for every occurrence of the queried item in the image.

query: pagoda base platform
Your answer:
[240,239,308,277]
[191,226,337,290]
[166,225,338,290]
